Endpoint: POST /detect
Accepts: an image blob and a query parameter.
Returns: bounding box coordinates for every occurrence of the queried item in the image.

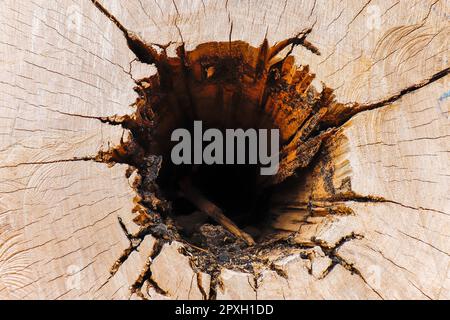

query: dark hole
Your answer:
[189,163,260,221]
[155,124,274,243]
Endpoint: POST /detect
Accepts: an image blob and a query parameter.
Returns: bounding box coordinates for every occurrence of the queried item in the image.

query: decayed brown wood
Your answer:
[0,0,449,300]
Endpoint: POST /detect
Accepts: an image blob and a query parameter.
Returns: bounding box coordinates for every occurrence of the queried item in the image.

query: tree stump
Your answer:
[0,0,448,300]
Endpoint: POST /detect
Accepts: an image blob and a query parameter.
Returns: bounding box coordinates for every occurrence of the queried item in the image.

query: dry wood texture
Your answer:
[0,0,449,300]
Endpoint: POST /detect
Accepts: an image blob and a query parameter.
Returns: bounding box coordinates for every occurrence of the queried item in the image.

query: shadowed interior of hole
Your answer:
[154,114,279,242]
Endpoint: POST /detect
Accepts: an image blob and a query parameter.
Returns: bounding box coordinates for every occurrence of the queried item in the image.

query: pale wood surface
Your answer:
[0,0,142,299]
[0,0,448,299]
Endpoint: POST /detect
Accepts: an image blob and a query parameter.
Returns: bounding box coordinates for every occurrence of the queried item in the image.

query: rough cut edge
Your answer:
[0,0,448,300]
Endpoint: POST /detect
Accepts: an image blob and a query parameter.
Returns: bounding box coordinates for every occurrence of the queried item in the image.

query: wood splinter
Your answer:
[178,178,256,246]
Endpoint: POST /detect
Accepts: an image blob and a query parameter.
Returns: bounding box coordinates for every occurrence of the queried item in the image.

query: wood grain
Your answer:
[0,0,448,299]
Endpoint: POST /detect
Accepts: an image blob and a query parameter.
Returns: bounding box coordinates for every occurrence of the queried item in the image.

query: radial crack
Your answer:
[337,67,450,126]
[90,0,160,64]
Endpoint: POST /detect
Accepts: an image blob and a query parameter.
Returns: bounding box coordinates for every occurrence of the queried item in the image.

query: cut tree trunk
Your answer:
[0,0,448,300]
